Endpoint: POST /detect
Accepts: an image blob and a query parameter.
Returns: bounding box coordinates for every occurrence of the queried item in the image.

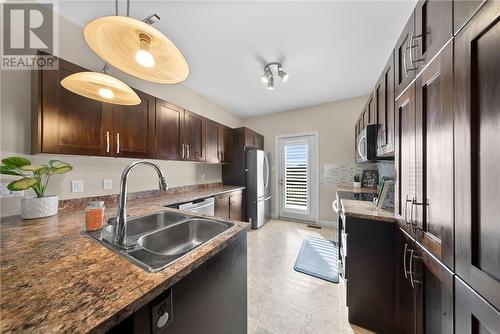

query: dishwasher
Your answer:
[178,197,215,216]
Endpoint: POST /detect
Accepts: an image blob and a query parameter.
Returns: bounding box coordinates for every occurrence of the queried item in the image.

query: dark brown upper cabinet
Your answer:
[205,120,220,163]
[109,90,155,159]
[368,93,376,124]
[414,43,454,269]
[243,127,264,150]
[182,110,206,162]
[453,0,486,35]
[454,0,500,311]
[32,58,110,156]
[375,53,395,158]
[395,12,416,98]
[219,125,233,163]
[394,82,416,237]
[413,0,452,73]
[455,277,500,334]
[155,99,183,160]
[362,106,369,128]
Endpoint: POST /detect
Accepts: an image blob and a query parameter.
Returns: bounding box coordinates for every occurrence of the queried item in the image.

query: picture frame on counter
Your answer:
[361,169,379,188]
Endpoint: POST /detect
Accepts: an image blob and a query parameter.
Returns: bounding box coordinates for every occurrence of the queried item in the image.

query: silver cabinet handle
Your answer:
[186,144,190,159]
[404,32,418,75]
[181,144,185,159]
[404,195,413,225]
[116,133,120,154]
[411,199,424,231]
[105,131,110,153]
[403,243,409,279]
[408,250,422,288]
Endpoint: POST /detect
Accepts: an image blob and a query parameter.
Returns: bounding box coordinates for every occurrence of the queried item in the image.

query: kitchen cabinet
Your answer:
[455,277,500,334]
[243,127,264,150]
[205,120,220,163]
[182,110,206,162]
[341,214,395,333]
[32,58,110,156]
[362,106,369,127]
[395,82,416,237]
[413,0,452,73]
[394,12,416,97]
[414,43,454,268]
[375,53,395,157]
[454,0,500,311]
[214,190,243,221]
[155,100,183,160]
[109,90,155,159]
[454,0,486,35]
[368,94,375,124]
[395,228,454,334]
[219,125,233,163]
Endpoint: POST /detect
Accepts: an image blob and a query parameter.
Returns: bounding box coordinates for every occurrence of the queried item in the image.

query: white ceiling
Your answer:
[56,1,416,118]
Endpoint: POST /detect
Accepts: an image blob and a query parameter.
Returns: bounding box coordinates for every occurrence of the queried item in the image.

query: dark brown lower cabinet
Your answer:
[214,190,243,221]
[395,227,453,334]
[454,0,500,311]
[455,277,500,334]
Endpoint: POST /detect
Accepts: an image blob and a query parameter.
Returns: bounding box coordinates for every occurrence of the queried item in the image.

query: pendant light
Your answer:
[261,62,289,90]
[60,64,141,105]
[83,0,189,84]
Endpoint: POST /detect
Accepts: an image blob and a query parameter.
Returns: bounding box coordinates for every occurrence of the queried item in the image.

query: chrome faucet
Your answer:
[110,160,168,249]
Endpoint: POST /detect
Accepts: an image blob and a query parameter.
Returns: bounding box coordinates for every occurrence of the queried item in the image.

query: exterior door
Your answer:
[454,1,500,311]
[414,43,454,269]
[277,134,317,222]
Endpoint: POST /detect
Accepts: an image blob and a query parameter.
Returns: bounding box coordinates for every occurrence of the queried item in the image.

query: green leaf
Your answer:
[20,165,45,171]
[51,166,72,174]
[49,160,71,168]
[35,167,50,175]
[0,165,23,176]
[1,157,31,168]
[7,177,38,191]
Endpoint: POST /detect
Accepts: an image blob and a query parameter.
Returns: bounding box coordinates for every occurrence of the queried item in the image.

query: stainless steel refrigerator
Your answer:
[246,150,271,229]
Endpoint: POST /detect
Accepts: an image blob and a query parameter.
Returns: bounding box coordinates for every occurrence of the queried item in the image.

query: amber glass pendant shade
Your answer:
[84,16,189,84]
[60,71,141,105]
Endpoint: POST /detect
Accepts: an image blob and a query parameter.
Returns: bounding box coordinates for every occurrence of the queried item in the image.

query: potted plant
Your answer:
[353,174,362,188]
[0,157,73,219]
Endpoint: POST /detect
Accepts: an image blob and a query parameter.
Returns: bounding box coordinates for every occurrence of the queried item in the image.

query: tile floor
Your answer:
[247,219,374,334]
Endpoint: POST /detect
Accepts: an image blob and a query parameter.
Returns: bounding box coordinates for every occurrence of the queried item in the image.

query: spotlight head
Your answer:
[143,14,160,25]
[278,66,289,82]
[261,68,272,83]
[267,75,275,90]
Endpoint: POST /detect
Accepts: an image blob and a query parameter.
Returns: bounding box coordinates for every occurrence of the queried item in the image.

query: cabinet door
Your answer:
[229,191,243,221]
[395,12,416,97]
[454,1,500,311]
[368,94,376,125]
[214,194,230,219]
[37,58,109,156]
[111,91,155,159]
[255,133,264,150]
[394,229,417,334]
[414,0,452,72]
[205,120,220,163]
[454,0,486,35]
[395,83,416,236]
[219,126,233,163]
[376,53,395,157]
[155,100,183,160]
[244,128,256,147]
[183,110,206,161]
[414,43,454,268]
[362,107,369,128]
[412,242,454,334]
[455,278,500,334]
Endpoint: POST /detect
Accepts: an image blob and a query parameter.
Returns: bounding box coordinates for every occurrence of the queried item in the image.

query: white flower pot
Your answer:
[353,181,362,188]
[21,195,59,219]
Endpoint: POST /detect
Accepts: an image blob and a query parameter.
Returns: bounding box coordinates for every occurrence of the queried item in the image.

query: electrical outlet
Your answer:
[0,183,24,198]
[200,173,206,181]
[103,179,113,190]
[71,180,84,193]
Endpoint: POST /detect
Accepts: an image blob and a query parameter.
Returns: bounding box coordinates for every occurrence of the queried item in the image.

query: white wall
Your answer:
[0,14,243,217]
[244,96,367,224]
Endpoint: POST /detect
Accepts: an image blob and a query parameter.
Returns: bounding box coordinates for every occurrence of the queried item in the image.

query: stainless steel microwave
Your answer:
[355,124,377,163]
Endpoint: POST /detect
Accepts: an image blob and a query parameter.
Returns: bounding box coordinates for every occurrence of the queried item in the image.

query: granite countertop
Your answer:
[341,199,396,223]
[337,184,378,194]
[0,185,248,333]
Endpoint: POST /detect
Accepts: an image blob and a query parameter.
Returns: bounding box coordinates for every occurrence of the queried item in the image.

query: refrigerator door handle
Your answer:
[264,154,270,190]
[258,195,272,202]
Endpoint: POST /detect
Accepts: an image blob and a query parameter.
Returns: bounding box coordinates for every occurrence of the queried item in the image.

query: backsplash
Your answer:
[320,162,377,185]
[376,161,396,179]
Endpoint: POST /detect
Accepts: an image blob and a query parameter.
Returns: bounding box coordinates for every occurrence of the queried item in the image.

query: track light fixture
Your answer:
[261,62,289,89]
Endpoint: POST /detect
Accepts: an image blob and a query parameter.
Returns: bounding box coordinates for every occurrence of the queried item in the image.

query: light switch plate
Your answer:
[103,179,112,190]
[0,183,24,198]
[71,180,84,193]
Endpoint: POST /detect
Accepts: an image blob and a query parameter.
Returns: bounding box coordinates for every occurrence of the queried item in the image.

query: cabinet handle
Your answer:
[404,32,418,75]
[411,33,424,63]
[116,133,120,154]
[217,150,220,161]
[411,199,424,231]
[186,144,190,159]
[105,131,110,153]
[403,243,409,279]
[408,250,422,288]
[181,144,185,159]
[221,151,224,162]
[404,195,413,225]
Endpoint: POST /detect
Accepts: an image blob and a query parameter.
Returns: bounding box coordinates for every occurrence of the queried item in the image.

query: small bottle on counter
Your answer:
[85,201,105,231]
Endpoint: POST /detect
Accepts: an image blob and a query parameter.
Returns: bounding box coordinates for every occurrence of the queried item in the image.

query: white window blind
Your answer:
[284,143,308,210]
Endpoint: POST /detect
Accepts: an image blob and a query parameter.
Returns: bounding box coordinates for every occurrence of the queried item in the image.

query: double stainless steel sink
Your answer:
[86,211,234,272]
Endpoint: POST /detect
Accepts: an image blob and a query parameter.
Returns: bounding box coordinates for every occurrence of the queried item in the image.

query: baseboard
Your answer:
[318,220,337,228]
